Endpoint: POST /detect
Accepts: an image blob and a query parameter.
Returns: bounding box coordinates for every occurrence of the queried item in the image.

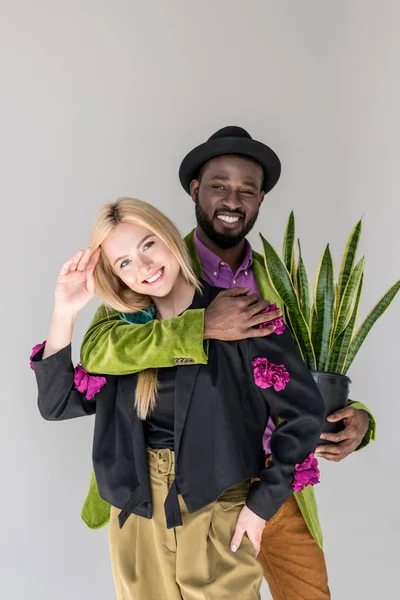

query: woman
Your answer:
[31,198,324,600]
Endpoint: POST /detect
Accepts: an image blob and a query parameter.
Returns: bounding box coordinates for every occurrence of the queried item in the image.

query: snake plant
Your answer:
[261,213,400,374]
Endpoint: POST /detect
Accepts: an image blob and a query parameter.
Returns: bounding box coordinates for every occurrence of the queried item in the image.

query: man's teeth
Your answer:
[145,269,163,283]
[217,215,240,223]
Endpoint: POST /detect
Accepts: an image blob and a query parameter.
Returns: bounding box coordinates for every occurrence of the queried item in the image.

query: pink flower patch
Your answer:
[74,364,106,400]
[252,357,290,391]
[30,341,46,369]
[293,453,320,493]
[258,303,285,334]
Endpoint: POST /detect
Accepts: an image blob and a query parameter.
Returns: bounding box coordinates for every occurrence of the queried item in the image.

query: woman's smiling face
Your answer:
[102,222,181,297]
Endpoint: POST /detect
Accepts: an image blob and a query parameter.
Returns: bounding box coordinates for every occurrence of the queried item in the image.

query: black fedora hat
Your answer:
[179,126,281,195]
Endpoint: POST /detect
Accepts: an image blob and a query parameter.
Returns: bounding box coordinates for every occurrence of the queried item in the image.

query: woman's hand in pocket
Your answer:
[230,505,266,558]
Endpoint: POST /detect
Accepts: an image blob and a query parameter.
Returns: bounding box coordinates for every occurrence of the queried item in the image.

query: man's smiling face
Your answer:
[190,154,265,249]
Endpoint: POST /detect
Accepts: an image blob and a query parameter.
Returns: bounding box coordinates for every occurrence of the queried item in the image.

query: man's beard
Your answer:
[195,202,259,249]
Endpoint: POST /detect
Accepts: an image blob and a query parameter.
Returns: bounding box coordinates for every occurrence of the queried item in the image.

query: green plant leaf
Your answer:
[337,220,362,308]
[343,279,400,373]
[282,210,295,281]
[257,249,304,359]
[310,304,318,361]
[326,273,364,373]
[282,305,291,329]
[296,239,311,325]
[310,244,335,370]
[260,233,316,369]
[284,308,306,361]
[332,257,365,343]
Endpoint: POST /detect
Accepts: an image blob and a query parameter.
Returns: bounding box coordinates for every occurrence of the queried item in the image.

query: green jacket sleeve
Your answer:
[80,305,208,375]
[348,399,376,450]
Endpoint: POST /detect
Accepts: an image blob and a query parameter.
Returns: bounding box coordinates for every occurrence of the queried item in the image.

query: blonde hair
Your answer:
[89,197,200,420]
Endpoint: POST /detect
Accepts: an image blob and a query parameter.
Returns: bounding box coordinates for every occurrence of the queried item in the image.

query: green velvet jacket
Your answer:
[79,230,376,549]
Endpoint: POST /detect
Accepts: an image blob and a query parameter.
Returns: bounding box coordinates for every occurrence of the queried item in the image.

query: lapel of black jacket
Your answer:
[174,280,212,459]
[118,375,152,515]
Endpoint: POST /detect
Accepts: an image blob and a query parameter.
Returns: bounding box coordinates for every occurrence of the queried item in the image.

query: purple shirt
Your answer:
[194,231,275,454]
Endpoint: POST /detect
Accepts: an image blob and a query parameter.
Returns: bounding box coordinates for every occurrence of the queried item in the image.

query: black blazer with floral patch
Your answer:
[32,282,325,529]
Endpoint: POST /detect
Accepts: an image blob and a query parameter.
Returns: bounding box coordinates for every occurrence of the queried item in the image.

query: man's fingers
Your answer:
[232,292,260,307]
[319,430,349,444]
[316,441,355,460]
[245,293,263,306]
[316,443,342,455]
[248,299,281,315]
[317,447,354,462]
[221,287,251,297]
[249,309,282,326]
[326,406,354,422]
[245,298,269,316]
[246,325,276,338]
[230,525,245,553]
[316,451,344,462]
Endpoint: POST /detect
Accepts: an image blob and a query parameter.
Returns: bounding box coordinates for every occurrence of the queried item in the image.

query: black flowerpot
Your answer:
[310,371,352,445]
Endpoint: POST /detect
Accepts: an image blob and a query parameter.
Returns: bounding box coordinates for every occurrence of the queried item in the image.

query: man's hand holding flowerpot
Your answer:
[315,407,370,461]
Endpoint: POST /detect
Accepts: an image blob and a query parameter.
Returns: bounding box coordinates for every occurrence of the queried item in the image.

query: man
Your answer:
[80,127,375,600]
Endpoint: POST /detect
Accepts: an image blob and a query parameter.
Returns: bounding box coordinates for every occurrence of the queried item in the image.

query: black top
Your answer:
[144,366,176,450]
[143,292,203,451]
[32,281,325,530]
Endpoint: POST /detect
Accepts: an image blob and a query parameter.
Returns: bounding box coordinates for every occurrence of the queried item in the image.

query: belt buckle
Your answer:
[157,449,174,475]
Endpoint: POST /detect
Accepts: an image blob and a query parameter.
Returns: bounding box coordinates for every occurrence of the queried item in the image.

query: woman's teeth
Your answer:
[144,268,163,283]
[217,214,240,224]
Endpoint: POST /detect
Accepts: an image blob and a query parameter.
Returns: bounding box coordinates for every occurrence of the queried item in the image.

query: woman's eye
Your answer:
[143,241,154,251]
[120,259,131,269]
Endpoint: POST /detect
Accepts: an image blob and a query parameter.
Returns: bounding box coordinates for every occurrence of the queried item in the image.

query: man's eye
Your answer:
[242,190,254,195]
[120,259,131,269]
[212,185,225,191]
[143,241,154,251]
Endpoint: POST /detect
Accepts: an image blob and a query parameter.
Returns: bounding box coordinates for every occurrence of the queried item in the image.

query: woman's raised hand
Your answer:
[54,247,101,315]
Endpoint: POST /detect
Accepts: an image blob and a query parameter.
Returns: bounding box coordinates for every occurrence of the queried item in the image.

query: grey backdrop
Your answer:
[1,1,399,598]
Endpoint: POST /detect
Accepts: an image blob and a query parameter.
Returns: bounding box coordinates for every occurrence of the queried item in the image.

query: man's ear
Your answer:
[259,191,265,206]
[190,179,200,203]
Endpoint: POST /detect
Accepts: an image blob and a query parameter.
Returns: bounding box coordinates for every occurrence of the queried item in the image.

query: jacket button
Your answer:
[174,357,195,364]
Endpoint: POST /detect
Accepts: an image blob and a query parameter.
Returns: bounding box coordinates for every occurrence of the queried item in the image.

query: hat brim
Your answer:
[179,137,281,195]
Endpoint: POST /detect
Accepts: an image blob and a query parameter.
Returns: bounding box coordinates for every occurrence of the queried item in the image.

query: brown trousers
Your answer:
[258,496,331,599]
[109,448,263,600]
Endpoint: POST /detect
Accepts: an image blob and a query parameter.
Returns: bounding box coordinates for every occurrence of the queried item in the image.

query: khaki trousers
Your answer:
[258,496,331,600]
[109,448,263,600]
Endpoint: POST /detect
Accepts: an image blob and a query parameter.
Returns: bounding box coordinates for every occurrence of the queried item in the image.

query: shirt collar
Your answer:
[194,230,253,274]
